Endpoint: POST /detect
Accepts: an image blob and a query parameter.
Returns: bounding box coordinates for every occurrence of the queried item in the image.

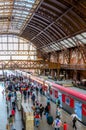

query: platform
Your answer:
[0,82,86,130]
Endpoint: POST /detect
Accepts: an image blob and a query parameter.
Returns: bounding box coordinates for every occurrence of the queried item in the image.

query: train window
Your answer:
[74,100,82,121]
[65,97,70,105]
[58,92,62,107]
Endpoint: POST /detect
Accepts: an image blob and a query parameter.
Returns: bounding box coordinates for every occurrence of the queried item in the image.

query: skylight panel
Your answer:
[67,38,76,45]
[80,39,86,44]
[27,0,35,3]
[81,32,86,38]
[0,0,40,34]
[60,41,69,48]
[63,39,74,47]
[75,34,83,40]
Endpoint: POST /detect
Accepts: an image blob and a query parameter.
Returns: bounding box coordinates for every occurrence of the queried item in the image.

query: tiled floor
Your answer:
[0,82,86,130]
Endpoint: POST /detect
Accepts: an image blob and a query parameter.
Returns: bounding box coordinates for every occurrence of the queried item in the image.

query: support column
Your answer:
[57,69,60,80]
[73,70,77,81]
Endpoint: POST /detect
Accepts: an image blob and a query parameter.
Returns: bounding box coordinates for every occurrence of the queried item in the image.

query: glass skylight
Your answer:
[43,32,86,53]
[0,0,40,34]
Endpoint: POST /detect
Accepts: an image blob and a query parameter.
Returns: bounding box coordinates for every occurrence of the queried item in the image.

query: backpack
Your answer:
[47,116,53,125]
[55,119,61,127]
[73,116,77,122]
[58,99,60,105]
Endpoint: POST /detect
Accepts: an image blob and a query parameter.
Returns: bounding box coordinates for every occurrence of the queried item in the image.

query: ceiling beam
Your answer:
[20,0,43,35]
[30,7,73,41]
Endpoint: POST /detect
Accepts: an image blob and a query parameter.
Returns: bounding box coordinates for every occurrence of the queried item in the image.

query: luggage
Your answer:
[47,115,53,125]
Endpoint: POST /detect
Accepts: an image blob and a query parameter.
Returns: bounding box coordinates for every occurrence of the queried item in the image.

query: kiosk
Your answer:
[21,102,34,130]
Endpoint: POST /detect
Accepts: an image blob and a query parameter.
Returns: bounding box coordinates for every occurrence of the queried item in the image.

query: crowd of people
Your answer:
[3,74,78,130]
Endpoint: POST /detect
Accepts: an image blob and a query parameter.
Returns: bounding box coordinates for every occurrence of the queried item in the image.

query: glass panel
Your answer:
[75,35,83,40]
[81,32,86,37]
[0,34,36,60]
[0,0,40,34]
[14,44,18,50]
[80,39,86,44]
[2,44,7,50]
[0,56,10,60]
[24,44,28,50]
[19,44,24,50]
[8,44,13,50]
[12,56,28,60]
[8,37,13,42]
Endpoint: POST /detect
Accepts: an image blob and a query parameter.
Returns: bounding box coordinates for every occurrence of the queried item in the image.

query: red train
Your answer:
[29,75,86,125]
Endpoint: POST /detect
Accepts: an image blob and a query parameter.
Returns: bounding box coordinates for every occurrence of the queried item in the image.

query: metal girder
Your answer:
[0,60,60,70]
[30,17,48,27]
[62,49,70,64]
[64,14,79,31]
[51,23,67,37]
[35,14,51,24]
[71,37,86,64]
[27,24,53,42]
[63,0,86,17]
[0,51,36,56]
[30,7,73,41]
[76,41,86,64]
[0,59,85,70]
[20,0,43,35]
[41,1,63,14]
[61,64,86,70]
[70,10,86,27]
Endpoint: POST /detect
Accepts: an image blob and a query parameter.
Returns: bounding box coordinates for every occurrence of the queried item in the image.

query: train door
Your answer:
[74,100,82,120]
[58,91,62,107]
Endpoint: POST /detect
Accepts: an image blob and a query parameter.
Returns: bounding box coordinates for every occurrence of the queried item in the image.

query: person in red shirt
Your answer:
[11,109,15,121]
[63,122,68,130]
[34,113,40,127]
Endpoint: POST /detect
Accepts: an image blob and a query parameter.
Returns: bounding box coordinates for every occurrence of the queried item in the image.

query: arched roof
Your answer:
[0,0,86,53]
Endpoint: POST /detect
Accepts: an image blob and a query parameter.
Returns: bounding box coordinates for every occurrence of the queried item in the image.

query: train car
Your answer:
[29,75,86,125]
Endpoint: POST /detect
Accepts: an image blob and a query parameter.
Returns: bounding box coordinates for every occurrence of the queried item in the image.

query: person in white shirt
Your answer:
[52,115,62,130]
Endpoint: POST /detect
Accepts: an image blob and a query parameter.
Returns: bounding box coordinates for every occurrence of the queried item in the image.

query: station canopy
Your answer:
[0,0,86,55]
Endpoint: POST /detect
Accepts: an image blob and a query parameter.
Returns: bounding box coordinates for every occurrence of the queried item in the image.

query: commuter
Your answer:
[27,89,30,99]
[31,93,36,104]
[56,106,61,118]
[35,103,40,114]
[39,104,44,119]
[32,103,36,115]
[11,108,15,121]
[34,112,40,127]
[47,102,51,113]
[71,113,78,130]
[56,97,60,107]
[36,86,39,96]
[44,105,49,119]
[23,90,27,101]
[52,115,62,130]
[40,87,43,95]
[47,96,50,105]
[2,89,4,97]
[11,94,15,108]
[63,122,68,130]
[8,115,14,130]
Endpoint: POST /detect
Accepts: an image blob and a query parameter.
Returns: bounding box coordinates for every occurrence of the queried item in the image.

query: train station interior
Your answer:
[0,0,86,130]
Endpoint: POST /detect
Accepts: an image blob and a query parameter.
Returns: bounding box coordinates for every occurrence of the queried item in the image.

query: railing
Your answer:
[61,64,86,70]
